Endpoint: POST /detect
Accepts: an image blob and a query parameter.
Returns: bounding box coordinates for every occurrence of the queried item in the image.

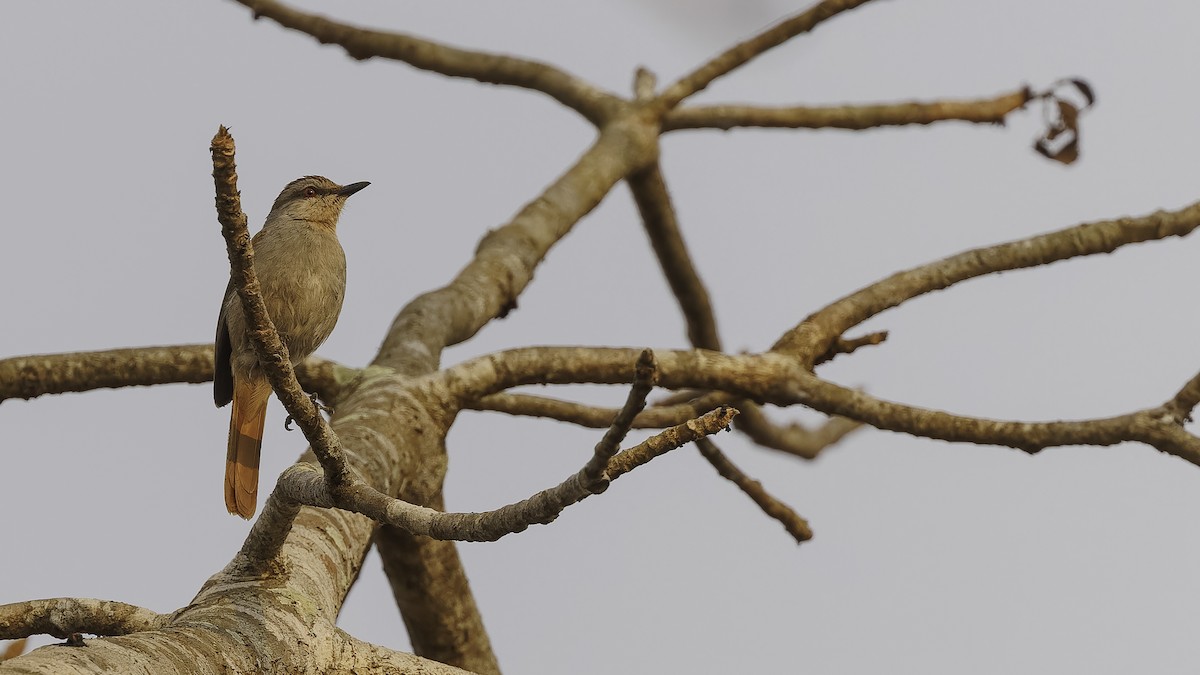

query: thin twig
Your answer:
[659,0,878,108]
[663,88,1032,131]
[469,392,704,428]
[696,438,811,543]
[582,349,658,488]
[736,404,861,459]
[276,406,740,541]
[814,331,889,366]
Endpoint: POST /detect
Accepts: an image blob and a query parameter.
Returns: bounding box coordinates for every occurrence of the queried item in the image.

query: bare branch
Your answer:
[736,403,861,459]
[663,88,1031,131]
[629,162,721,351]
[372,520,500,675]
[790,373,1200,465]
[0,346,349,405]
[0,598,164,640]
[276,406,738,542]
[814,331,889,366]
[659,0,877,108]
[211,126,356,500]
[440,345,1200,466]
[774,200,1200,364]
[582,349,659,488]
[469,392,704,428]
[1165,370,1200,422]
[375,114,659,374]
[0,345,211,403]
[233,0,622,126]
[606,407,737,478]
[696,438,811,543]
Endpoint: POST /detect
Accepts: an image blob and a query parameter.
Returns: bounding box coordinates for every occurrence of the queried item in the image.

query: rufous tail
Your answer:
[225,376,271,519]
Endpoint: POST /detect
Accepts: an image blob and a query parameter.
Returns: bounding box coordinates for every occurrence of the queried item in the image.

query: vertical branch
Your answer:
[629,163,722,351]
[582,349,660,486]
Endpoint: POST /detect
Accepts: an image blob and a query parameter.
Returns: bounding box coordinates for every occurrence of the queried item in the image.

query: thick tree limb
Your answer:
[334,628,479,675]
[663,88,1031,131]
[375,114,660,374]
[373,508,498,675]
[0,598,164,640]
[233,0,622,126]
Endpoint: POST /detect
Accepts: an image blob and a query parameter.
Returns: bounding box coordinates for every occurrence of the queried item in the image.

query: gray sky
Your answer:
[4,1,1200,673]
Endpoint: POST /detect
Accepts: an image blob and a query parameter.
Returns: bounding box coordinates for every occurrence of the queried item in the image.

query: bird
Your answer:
[214,175,369,519]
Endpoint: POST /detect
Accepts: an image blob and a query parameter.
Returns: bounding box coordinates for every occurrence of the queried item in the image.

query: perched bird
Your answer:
[214,175,369,518]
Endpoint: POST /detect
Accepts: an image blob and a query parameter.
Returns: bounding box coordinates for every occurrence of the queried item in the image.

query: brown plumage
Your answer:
[214,175,369,518]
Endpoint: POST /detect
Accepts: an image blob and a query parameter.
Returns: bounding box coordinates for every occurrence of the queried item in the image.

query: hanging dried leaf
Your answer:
[1032,79,1093,165]
[1065,78,1097,107]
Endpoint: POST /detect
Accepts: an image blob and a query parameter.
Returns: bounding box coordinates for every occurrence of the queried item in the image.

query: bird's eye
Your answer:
[304,186,318,198]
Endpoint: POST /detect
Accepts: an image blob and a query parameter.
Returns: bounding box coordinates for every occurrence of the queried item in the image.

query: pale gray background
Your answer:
[3,2,1200,673]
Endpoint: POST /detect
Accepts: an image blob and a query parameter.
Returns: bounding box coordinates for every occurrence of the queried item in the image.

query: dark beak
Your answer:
[337,181,370,197]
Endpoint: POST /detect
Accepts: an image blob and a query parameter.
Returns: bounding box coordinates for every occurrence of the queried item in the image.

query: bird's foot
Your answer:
[283,392,335,431]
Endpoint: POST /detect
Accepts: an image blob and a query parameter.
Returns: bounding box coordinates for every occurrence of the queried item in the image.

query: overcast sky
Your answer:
[4,1,1200,673]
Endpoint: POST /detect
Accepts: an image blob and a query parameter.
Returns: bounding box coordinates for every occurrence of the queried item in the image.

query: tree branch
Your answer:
[211,126,358,501]
[696,438,812,542]
[0,598,164,640]
[658,0,878,108]
[232,0,623,126]
[1165,369,1200,422]
[663,88,1032,131]
[582,349,659,489]
[469,392,705,428]
[735,403,861,460]
[774,199,1200,364]
[0,345,211,403]
[814,331,889,365]
[0,346,350,405]
[374,113,660,374]
[275,406,739,541]
[438,345,1200,466]
[628,162,721,351]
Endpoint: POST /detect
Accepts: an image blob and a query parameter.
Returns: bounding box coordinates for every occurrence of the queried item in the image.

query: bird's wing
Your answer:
[214,280,235,407]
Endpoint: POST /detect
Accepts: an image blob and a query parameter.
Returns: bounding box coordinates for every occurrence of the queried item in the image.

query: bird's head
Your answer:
[266,175,370,229]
